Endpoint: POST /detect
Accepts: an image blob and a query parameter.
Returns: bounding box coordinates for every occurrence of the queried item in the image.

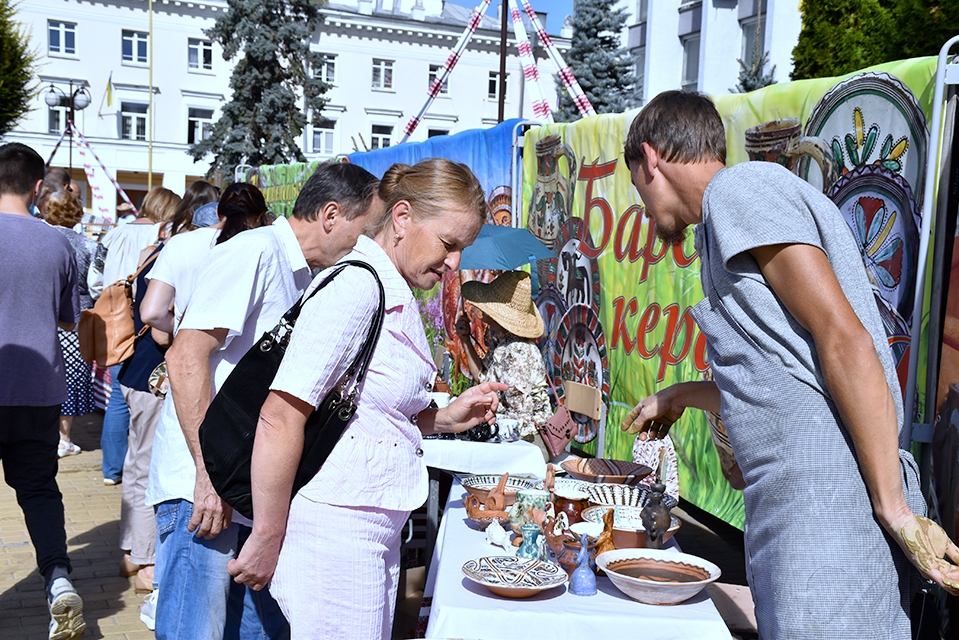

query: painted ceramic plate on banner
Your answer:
[535,283,568,388]
[552,304,610,444]
[462,556,567,599]
[828,164,919,324]
[549,217,602,312]
[800,71,928,209]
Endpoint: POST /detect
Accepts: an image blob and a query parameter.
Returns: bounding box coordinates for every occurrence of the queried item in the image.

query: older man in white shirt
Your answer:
[146,163,382,640]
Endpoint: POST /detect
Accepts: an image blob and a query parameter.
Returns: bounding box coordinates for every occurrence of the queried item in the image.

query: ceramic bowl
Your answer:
[461,475,535,507]
[560,458,652,485]
[580,505,681,549]
[461,556,567,599]
[596,548,721,605]
[585,483,679,510]
[534,477,590,494]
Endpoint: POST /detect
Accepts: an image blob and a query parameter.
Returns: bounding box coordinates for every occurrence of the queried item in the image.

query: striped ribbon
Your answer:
[400,0,493,143]
[69,122,138,218]
[507,0,553,121]
[45,128,68,168]
[520,0,596,117]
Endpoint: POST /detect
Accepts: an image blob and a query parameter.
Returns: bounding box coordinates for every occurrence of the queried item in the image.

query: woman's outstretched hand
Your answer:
[442,382,509,433]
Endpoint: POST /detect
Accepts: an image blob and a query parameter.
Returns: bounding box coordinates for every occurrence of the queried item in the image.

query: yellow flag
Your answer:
[106,72,113,107]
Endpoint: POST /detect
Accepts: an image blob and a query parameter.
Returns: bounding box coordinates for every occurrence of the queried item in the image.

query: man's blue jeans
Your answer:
[154,499,289,640]
[101,364,130,481]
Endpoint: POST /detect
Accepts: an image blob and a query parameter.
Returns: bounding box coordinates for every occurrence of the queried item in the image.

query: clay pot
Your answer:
[553,488,590,525]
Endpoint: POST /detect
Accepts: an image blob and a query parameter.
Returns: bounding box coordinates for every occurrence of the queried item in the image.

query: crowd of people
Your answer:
[4,88,959,640]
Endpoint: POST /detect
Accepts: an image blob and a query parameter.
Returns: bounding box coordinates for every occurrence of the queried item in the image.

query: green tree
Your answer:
[888,0,959,59]
[189,0,329,178]
[791,0,894,80]
[732,14,776,93]
[555,0,636,121]
[0,0,37,137]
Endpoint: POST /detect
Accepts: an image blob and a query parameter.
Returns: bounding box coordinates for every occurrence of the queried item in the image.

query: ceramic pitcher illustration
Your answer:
[744,118,842,193]
[527,134,577,246]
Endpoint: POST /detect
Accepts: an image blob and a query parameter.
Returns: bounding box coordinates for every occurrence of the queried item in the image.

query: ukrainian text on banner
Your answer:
[240,161,325,218]
[522,57,936,528]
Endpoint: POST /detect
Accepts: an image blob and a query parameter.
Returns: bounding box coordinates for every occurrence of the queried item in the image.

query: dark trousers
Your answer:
[0,405,71,578]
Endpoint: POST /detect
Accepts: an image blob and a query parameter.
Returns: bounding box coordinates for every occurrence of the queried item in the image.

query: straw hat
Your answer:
[461,271,544,339]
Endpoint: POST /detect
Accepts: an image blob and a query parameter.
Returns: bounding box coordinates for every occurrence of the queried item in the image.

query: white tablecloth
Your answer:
[423,481,732,640]
[422,439,546,477]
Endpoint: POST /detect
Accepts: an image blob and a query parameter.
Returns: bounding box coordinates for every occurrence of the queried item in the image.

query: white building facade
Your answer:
[620,0,801,105]
[8,0,568,218]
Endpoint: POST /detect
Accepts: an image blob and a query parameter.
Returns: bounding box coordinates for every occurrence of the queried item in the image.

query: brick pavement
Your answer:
[0,411,153,640]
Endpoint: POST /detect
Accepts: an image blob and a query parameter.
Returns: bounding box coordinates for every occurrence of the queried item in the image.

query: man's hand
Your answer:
[188,472,233,540]
[455,313,472,338]
[228,529,283,591]
[886,511,959,595]
[437,382,509,433]
[621,381,720,440]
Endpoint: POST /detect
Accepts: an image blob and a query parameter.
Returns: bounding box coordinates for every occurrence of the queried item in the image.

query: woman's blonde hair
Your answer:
[140,186,182,224]
[44,189,84,228]
[368,158,486,237]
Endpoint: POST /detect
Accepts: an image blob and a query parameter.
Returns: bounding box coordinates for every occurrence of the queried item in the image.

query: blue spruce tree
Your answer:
[189,0,329,177]
[556,0,636,122]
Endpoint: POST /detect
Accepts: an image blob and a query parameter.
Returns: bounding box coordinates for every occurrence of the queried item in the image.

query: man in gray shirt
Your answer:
[620,91,959,637]
[0,143,84,640]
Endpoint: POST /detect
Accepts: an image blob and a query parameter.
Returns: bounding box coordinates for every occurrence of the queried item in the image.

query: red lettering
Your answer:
[576,159,618,259]
[694,328,710,373]
[610,296,637,354]
[673,241,698,269]
[657,303,694,382]
[613,204,647,264]
[639,218,669,284]
[636,303,661,360]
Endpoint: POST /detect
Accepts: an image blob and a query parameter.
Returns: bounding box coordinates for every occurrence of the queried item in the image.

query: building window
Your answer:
[428,129,449,138]
[634,48,645,103]
[187,108,214,144]
[49,21,76,55]
[372,59,394,90]
[681,35,700,92]
[370,124,392,150]
[488,72,508,100]
[741,16,766,70]
[312,119,336,155]
[315,54,336,84]
[188,39,213,71]
[636,0,647,22]
[122,30,149,64]
[48,106,68,134]
[428,65,449,95]
[120,102,148,140]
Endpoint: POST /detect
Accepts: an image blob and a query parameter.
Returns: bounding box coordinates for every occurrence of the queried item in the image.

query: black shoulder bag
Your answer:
[198,260,386,520]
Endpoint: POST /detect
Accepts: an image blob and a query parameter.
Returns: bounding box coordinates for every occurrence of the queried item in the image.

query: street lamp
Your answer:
[44,81,92,173]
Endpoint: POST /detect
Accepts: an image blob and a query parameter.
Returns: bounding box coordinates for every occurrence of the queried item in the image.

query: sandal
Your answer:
[58,440,81,458]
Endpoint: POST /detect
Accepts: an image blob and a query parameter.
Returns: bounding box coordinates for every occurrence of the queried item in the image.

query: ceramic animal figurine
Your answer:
[568,533,597,596]
[485,519,512,552]
[516,523,542,561]
[543,513,570,558]
[485,473,510,512]
[464,494,510,528]
[595,508,616,556]
[544,463,556,499]
[641,482,671,549]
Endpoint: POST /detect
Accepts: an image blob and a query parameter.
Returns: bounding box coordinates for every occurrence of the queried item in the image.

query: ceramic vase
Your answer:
[516,523,541,561]
[553,488,590,525]
[527,134,577,247]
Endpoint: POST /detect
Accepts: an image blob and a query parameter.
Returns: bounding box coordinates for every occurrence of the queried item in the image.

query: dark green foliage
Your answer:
[0,0,37,137]
[791,0,894,80]
[555,0,636,121]
[888,0,959,59]
[732,51,777,93]
[189,0,329,178]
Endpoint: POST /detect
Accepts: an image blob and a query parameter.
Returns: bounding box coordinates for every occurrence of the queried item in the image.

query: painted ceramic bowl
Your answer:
[461,475,535,507]
[534,477,590,494]
[580,505,681,549]
[560,458,651,485]
[585,483,679,510]
[596,548,721,605]
[461,556,567,599]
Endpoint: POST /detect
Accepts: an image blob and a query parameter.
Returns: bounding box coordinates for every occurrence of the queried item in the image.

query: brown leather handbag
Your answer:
[540,375,576,458]
[79,252,158,367]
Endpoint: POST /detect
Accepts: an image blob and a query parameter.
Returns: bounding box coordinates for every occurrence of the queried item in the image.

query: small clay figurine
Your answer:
[543,513,570,558]
[595,508,616,556]
[544,463,556,500]
[568,533,597,596]
[464,495,510,529]
[485,473,510,512]
[485,519,512,552]
[641,482,671,549]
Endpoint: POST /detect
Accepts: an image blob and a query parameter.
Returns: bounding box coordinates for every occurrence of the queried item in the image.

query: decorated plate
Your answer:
[800,71,928,209]
[552,304,610,443]
[535,282,568,386]
[829,164,919,325]
[585,483,679,510]
[461,556,567,598]
[548,217,602,311]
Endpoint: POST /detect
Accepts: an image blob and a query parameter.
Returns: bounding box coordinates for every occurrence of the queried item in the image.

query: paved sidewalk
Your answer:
[0,412,152,640]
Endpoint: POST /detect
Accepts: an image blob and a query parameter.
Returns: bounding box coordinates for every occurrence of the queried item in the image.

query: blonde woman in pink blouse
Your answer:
[228,158,506,638]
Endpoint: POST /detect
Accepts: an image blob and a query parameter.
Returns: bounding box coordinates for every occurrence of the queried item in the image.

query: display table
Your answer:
[422,481,732,640]
[422,439,547,477]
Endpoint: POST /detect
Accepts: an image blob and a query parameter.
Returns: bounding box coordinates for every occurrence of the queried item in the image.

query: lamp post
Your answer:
[44,81,92,174]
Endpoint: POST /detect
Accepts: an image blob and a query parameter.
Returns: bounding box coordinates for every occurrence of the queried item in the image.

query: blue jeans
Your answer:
[154,499,289,640]
[101,364,130,480]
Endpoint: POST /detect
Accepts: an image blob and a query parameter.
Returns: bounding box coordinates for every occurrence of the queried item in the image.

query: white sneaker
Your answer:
[47,576,86,640]
[140,589,157,631]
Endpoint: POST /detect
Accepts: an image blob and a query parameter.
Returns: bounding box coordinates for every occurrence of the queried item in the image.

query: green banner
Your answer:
[522,57,937,528]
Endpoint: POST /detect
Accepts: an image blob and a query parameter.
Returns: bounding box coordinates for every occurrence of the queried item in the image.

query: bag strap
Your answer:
[546,371,565,407]
[125,244,163,285]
